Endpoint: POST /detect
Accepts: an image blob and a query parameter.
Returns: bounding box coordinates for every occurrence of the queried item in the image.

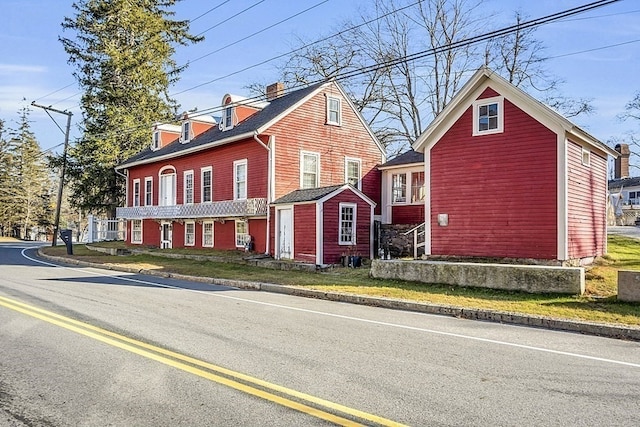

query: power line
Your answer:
[189,0,232,23]
[195,0,267,37]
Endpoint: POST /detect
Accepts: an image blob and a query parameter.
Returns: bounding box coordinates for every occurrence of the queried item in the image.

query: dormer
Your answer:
[220,93,269,131]
[180,112,217,143]
[151,123,181,151]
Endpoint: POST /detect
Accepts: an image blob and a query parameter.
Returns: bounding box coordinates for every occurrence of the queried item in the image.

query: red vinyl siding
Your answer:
[392,205,424,225]
[293,204,317,263]
[567,140,607,259]
[267,83,383,213]
[322,191,372,264]
[430,94,558,259]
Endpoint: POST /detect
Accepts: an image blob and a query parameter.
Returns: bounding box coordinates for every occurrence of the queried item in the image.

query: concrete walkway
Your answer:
[38,249,640,342]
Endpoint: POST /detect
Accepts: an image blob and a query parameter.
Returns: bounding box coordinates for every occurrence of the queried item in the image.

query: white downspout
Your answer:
[253,132,272,255]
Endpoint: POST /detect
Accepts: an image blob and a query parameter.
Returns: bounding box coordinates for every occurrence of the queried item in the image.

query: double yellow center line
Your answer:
[0,296,406,426]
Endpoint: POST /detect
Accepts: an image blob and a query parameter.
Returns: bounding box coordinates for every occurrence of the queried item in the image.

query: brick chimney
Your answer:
[614,143,630,179]
[266,82,284,101]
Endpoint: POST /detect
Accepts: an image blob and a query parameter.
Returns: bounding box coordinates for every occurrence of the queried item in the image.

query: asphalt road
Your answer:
[1,242,639,426]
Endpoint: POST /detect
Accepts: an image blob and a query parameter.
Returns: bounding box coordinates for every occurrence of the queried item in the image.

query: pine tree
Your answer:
[59,0,202,217]
[7,107,54,240]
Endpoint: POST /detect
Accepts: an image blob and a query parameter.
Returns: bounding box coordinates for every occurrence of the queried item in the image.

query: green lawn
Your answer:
[40,235,640,327]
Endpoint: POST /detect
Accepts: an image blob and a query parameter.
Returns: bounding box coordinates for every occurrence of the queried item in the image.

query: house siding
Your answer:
[267,84,383,214]
[322,191,372,264]
[392,205,424,224]
[567,140,607,259]
[293,204,317,263]
[430,94,558,259]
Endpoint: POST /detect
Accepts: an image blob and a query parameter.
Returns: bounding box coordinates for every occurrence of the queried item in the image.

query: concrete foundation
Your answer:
[371,259,585,295]
[618,270,640,302]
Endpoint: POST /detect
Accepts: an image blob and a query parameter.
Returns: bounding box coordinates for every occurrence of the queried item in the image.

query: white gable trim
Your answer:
[317,184,377,207]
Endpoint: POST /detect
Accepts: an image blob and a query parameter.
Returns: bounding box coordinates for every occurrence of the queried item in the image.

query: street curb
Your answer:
[37,250,640,342]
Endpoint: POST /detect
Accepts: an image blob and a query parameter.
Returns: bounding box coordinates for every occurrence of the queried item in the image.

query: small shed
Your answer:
[412,67,618,264]
[270,184,375,266]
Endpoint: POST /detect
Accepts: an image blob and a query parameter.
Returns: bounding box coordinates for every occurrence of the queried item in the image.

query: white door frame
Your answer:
[161,221,172,249]
[275,205,293,260]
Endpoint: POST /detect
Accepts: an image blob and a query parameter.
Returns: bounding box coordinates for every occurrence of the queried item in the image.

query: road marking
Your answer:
[21,249,640,368]
[0,295,406,427]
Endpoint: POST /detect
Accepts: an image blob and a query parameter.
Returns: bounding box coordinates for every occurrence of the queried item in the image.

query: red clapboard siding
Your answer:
[567,140,607,258]
[293,204,317,263]
[267,83,383,213]
[392,205,424,225]
[322,190,371,264]
[249,219,267,253]
[430,96,558,259]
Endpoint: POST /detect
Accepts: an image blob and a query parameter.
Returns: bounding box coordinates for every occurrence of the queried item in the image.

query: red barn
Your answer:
[115,81,385,266]
[412,68,618,264]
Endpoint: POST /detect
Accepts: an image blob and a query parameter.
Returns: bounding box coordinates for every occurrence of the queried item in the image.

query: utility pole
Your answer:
[31,102,73,247]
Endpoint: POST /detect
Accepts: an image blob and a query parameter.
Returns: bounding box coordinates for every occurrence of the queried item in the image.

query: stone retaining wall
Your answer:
[371,259,585,294]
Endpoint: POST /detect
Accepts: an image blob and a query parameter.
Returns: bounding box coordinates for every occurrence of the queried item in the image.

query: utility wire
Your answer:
[189,0,232,23]
[195,0,266,37]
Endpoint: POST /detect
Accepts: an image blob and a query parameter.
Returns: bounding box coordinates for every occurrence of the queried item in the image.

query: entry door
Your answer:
[277,208,292,259]
[161,222,172,249]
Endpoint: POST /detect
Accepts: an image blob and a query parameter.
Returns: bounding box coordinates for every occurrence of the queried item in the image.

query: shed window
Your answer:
[339,203,356,245]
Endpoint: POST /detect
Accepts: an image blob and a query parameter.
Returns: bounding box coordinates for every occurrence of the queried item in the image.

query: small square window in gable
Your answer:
[472,96,504,136]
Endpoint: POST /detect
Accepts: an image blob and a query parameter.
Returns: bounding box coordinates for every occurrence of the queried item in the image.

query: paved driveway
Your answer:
[608,225,640,240]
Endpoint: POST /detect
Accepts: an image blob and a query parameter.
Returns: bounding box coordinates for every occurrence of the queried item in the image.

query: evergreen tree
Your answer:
[0,119,16,236]
[59,0,202,216]
[7,107,54,239]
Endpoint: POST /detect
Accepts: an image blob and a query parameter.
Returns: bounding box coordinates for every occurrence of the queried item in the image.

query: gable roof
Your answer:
[378,149,424,169]
[117,80,385,170]
[272,184,376,207]
[412,67,618,158]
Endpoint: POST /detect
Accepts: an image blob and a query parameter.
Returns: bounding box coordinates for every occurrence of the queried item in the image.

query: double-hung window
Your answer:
[184,170,194,204]
[182,121,191,143]
[203,221,214,247]
[235,220,249,247]
[185,221,195,246]
[327,96,341,126]
[473,96,504,136]
[152,131,160,150]
[339,203,356,245]
[201,167,212,203]
[234,160,247,200]
[411,172,425,202]
[224,106,234,130]
[345,157,361,190]
[144,177,153,206]
[392,173,407,203]
[301,151,319,189]
[131,219,142,244]
[133,179,141,207]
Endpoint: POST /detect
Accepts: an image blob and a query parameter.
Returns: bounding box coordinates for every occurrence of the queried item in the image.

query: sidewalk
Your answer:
[37,248,640,342]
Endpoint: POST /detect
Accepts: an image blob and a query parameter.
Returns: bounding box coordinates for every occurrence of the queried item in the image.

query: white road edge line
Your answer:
[21,248,640,369]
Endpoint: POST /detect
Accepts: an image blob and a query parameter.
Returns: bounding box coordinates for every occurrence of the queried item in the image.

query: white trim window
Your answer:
[392,173,407,203]
[144,177,153,206]
[301,151,319,189]
[582,147,591,167]
[339,203,356,245]
[152,131,160,150]
[181,121,191,143]
[133,179,141,207]
[411,171,425,203]
[223,105,234,130]
[234,159,247,200]
[235,220,249,248]
[131,219,143,244]
[203,221,214,247]
[345,157,361,190]
[201,167,212,203]
[326,95,341,126]
[472,96,504,136]
[184,221,195,246]
[184,170,194,204]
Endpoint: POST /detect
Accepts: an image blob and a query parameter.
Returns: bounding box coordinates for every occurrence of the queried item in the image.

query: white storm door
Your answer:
[161,222,172,249]
[277,208,293,260]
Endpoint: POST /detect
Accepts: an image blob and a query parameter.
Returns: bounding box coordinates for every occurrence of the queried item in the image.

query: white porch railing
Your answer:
[115,198,268,220]
[87,215,126,243]
[403,222,426,259]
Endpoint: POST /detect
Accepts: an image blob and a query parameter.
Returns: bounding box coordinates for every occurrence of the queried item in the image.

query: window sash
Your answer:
[302,153,318,189]
[235,220,249,247]
[478,102,498,131]
[202,169,212,203]
[133,181,140,207]
[392,173,407,203]
[185,222,195,246]
[411,172,425,203]
[132,220,142,243]
[346,159,361,189]
[184,172,194,204]
[339,205,356,245]
[203,222,214,247]
[234,161,247,200]
[182,122,190,142]
[145,178,153,206]
[327,97,341,125]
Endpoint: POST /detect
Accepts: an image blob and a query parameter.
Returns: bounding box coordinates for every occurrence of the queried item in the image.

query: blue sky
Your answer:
[1,0,639,157]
